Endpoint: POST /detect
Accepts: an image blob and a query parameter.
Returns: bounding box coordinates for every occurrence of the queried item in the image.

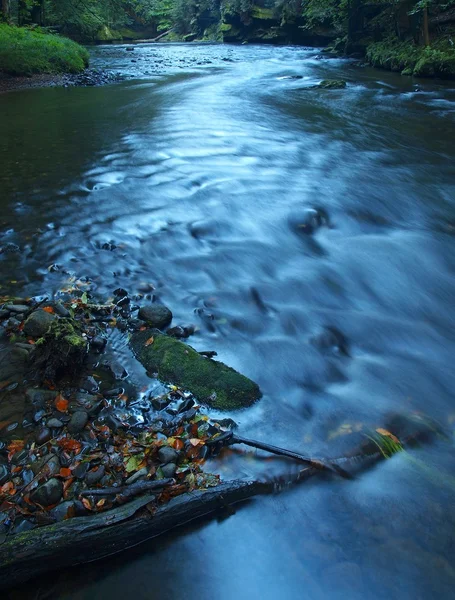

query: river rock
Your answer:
[289,207,329,235]
[31,478,63,507]
[316,79,347,89]
[23,309,56,338]
[125,467,148,485]
[0,465,9,485]
[46,418,64,429]
[138,305,173,329]
[161,463,177,478]
[67,411,88,433]
[51,500,86,522]
[5,305,29,314]
[85,466,105,485]
[72,462,89,479]
[157,447,179,465]
[131,329,261,410]
[0,243,20,254]
[35,427,51,445]
[31,454,60,476]
[79,376,99,393]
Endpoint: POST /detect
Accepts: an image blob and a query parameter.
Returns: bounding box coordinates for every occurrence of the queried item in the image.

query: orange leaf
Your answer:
[42,306,55,314]
[145,336,154,346]
[27,339,35,345]
[0,481,15,496]
[59,467,72,478]
[375,428,400,444]
[55,394,68,413]
[57,437,82,454]
[139,326,147,332]
[173,439,184,450]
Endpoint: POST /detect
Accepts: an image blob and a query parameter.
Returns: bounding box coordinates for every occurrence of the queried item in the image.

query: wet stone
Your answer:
[46,418,64,429]
[23,309,56,337]
[126,467,148,485]
[14,519,35,534]
[31,478,63,506]
[161,462,177,478]
[67,411,89,433]
[158,446,179,465]
[85,465,105,485]
[5,304,29,313]
[31,454,60,476]
[52,302,70,317]
[0,464,9,485]
[50,500,86,522]
[80,376,99,393]
[72,462,89,479]
[11,449,29,465]
[138,304,173,330]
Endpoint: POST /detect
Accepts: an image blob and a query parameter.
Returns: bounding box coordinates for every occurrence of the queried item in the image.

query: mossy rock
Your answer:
[34,320,88,382]
[317,79,347,89]
[251,6,275,20]
[131,330,261,410]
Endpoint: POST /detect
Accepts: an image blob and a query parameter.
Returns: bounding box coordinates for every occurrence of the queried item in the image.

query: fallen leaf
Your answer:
[0,482,16,496]
[189,438,204,447]
[55,394,68,413]
[376,428,400,444]
[145,336,154,346]
[81,497,92,511]
[42,306,55,314]
[59,468,72,478]
[96,498,106,508]
[173,439,184,450]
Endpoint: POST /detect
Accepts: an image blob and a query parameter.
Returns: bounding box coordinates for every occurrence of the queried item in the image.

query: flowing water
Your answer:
[1,43,455,599]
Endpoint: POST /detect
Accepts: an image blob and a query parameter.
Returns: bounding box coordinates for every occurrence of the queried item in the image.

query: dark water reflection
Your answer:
[1,44,455,599]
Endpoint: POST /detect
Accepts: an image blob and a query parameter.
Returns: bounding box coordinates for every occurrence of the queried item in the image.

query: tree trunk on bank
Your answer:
[1,0,10,22]
[422,7,430,46]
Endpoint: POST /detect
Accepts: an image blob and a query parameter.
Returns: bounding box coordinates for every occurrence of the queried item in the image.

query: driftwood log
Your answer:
[0,413,439,590]
[0,472,316,591]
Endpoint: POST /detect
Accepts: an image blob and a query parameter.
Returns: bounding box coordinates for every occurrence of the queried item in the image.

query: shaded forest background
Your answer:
[0,0,454,48]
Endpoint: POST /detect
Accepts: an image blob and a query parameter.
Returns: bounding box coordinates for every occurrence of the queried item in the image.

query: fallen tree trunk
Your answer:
[0,473,315,590]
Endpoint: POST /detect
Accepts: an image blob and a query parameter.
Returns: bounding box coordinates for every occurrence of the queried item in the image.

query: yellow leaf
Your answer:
[145,336,154,346]
[375,428,400,444]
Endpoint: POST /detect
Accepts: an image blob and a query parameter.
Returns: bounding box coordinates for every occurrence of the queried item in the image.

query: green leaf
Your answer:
[124,453,144,473]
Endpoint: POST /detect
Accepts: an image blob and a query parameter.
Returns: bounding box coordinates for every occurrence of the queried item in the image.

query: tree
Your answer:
[1,0,10,22]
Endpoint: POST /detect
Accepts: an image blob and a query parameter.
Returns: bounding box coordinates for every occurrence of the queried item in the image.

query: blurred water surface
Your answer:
[1,43,455,600]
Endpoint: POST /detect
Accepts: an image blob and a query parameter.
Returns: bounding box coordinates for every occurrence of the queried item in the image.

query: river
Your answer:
[1,43,455,599]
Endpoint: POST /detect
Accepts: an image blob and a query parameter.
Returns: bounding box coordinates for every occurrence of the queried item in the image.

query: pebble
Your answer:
[5,304,29,313]
[158,446,179,465]
[31,454,60,476]
[67,411,89,433]
[138,304,173,329]
[85,465,105,485]
[35,428,51,445]
[161,463,177,478]
[50,500,86,522]
[46,418,64,429]
[126,467,148,485]
[52,302,70,317]
[79,376,99,393]
[72,462,89,479]
[0,464,9,485]
[23,309,56,337]
[31,478,63,506]
[11,449,29,465]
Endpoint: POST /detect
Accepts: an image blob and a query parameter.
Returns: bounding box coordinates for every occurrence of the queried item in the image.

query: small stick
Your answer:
[80,478,175,498]
[206,432,352,479]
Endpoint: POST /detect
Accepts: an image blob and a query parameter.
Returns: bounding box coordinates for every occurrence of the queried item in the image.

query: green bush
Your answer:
[366,36,455,79]
[0,24,89,76]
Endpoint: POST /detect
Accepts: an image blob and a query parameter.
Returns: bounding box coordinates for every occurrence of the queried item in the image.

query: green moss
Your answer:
[251,6,275,20]
[219,23,232,32]
[366,36,455,79]
[0,24,89,76]
[131,330,261,410]
[317,79,346,89]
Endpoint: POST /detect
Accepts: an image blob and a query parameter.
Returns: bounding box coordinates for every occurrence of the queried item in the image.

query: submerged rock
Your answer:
[131,329,261,410]
[316,79,347,89]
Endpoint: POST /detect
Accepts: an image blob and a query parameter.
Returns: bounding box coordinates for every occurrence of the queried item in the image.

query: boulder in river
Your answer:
[31,478,63,507]
[138,304,173,329]
[131,329,261,410]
